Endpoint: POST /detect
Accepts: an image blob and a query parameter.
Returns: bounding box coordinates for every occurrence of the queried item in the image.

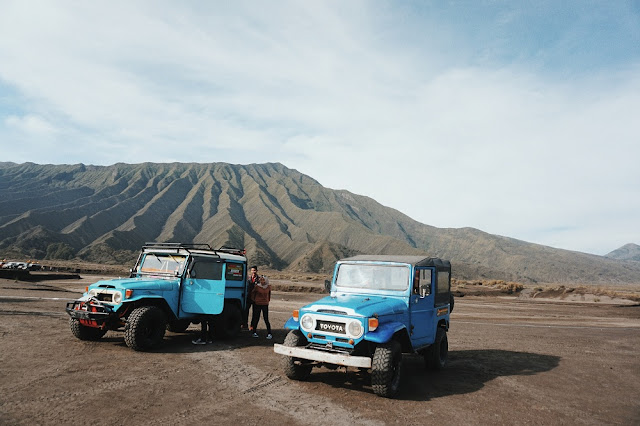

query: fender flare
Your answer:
[283,317,298,331]
[364,321,407,344]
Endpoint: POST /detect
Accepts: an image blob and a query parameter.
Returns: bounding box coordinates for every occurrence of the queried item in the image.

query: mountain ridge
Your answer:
[1,161,639,284]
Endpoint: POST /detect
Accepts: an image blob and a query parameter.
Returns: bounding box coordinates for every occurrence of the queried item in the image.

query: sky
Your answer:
[0,1,639,256]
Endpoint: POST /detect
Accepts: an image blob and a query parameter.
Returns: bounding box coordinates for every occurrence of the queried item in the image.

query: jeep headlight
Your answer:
[300,314,314,331]
[348,320,363,338]
[112,291,123,304]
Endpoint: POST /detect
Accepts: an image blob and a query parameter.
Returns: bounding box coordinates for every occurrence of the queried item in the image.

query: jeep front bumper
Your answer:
[66,299,116,326]
[273,344,372,369]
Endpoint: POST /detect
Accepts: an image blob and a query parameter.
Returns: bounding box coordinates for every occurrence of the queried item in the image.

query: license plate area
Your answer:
[315,320,346,334]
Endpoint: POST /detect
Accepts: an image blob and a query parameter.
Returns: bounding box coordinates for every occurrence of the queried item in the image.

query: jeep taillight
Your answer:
[368,318,379,331]
[292,310,299,321]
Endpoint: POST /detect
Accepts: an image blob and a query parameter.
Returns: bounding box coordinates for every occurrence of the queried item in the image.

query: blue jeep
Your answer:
[66,243,247,351]
[273,255,453,397]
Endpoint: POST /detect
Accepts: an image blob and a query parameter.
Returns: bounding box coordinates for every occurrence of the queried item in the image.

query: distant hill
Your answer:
[1,162,639,284]
[606,243,640,262]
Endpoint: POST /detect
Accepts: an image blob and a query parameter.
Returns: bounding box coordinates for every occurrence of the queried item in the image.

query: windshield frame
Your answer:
[333,261,412,293]
[137,253,187,278]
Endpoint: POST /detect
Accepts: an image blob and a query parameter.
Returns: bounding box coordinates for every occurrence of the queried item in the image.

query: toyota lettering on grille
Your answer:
[316,320,346,334]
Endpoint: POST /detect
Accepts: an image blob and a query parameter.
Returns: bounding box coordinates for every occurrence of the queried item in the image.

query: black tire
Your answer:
[69,318,107,341]
[450,293,455,313]
[166,319,191,333]
[425,327,448,370]
[371,340,402,398]
[282,330,313,380]
[214,302,241,339]
[124,306,167,351]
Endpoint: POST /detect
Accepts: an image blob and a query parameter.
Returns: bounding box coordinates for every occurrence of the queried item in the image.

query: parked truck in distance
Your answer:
[66,243,247,351]
[274,255,453,397]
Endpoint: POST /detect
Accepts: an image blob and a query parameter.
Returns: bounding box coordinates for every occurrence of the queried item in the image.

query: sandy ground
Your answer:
[1,275,639,425]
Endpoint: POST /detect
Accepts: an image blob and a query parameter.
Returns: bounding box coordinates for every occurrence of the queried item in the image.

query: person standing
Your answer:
[250,275,272,339]
[192,315,214,345]
[243,265,260,331]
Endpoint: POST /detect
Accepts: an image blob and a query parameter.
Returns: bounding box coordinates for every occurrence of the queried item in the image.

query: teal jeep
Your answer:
[274,255,453,397]
[66,243,247,351]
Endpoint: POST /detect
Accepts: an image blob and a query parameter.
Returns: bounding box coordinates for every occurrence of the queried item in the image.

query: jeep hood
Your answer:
[302,294,406,318]
[91,277,178,291]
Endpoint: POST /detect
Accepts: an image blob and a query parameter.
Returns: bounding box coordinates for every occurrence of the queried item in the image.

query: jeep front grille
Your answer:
[95,293,113,302]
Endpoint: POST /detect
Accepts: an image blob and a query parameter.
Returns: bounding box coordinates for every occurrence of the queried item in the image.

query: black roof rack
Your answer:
[141,242,246,257]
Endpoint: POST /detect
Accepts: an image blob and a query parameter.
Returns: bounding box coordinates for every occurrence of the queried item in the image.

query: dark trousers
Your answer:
[250,304,271,334]
[243,301,253,328]
[200,316,214,341]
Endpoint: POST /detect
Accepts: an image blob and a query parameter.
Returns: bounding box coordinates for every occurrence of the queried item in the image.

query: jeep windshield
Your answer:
[335,263,410,291]
[138,253,187,277]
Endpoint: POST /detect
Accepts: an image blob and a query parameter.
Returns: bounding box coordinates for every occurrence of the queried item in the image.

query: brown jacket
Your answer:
[251,284,271,306]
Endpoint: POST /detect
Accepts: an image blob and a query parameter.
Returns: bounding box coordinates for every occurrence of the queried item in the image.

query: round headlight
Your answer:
[300,314,314,331]
[348,320,363,338]
[112,291,122,304]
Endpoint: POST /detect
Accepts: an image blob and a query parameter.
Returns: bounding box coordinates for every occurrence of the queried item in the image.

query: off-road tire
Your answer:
[282,330,313,380]
[124,306,167,351]
[166,319,191,333]
[425,327,448,370]
[214,302,242,339]
[69,318,107,341]
[450,294,455,313]
[371,340,402,398]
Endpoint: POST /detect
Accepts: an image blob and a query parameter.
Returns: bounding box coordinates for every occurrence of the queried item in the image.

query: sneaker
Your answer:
[252,333,259,338]
[266,334,273,340]
[192,338,206,345]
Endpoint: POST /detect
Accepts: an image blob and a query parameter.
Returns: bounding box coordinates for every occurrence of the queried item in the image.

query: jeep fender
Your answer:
[283,316,298,331]
[121,296,176,321]
[364,321,407,344]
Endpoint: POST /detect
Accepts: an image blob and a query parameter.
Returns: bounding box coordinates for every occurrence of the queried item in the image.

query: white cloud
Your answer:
[5,114,58,135]
[0,1,638,255]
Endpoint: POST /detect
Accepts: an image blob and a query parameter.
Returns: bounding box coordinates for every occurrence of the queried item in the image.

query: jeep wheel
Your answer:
[214,302,242,339]
[69,318,107,341]
[124,306,167,351]
[425,327,448,370]
[282,330,313,380]
[166,319,191,333]
[371,340,402,398]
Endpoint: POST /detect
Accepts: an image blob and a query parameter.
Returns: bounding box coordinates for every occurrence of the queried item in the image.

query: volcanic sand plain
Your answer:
[1,275,639,425]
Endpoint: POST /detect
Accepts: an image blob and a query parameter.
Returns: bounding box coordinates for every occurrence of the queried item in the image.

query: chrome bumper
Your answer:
[273,344,372,369]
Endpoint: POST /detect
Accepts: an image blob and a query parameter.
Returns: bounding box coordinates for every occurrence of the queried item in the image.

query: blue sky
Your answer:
[1,1,639,256]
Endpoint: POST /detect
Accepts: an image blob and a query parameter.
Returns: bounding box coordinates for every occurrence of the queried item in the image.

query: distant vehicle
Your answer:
[274,255,453,397]
[27,263,42,271]
[2,261,28,270]
[66,243,248,351]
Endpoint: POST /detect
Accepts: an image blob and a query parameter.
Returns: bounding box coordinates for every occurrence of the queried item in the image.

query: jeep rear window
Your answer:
[335,263,410,291]
[225,263,245,281]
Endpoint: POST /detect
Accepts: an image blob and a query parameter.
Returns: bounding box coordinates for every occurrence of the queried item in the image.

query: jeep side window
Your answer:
[190,260,223,280]
[434,270,451,305]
